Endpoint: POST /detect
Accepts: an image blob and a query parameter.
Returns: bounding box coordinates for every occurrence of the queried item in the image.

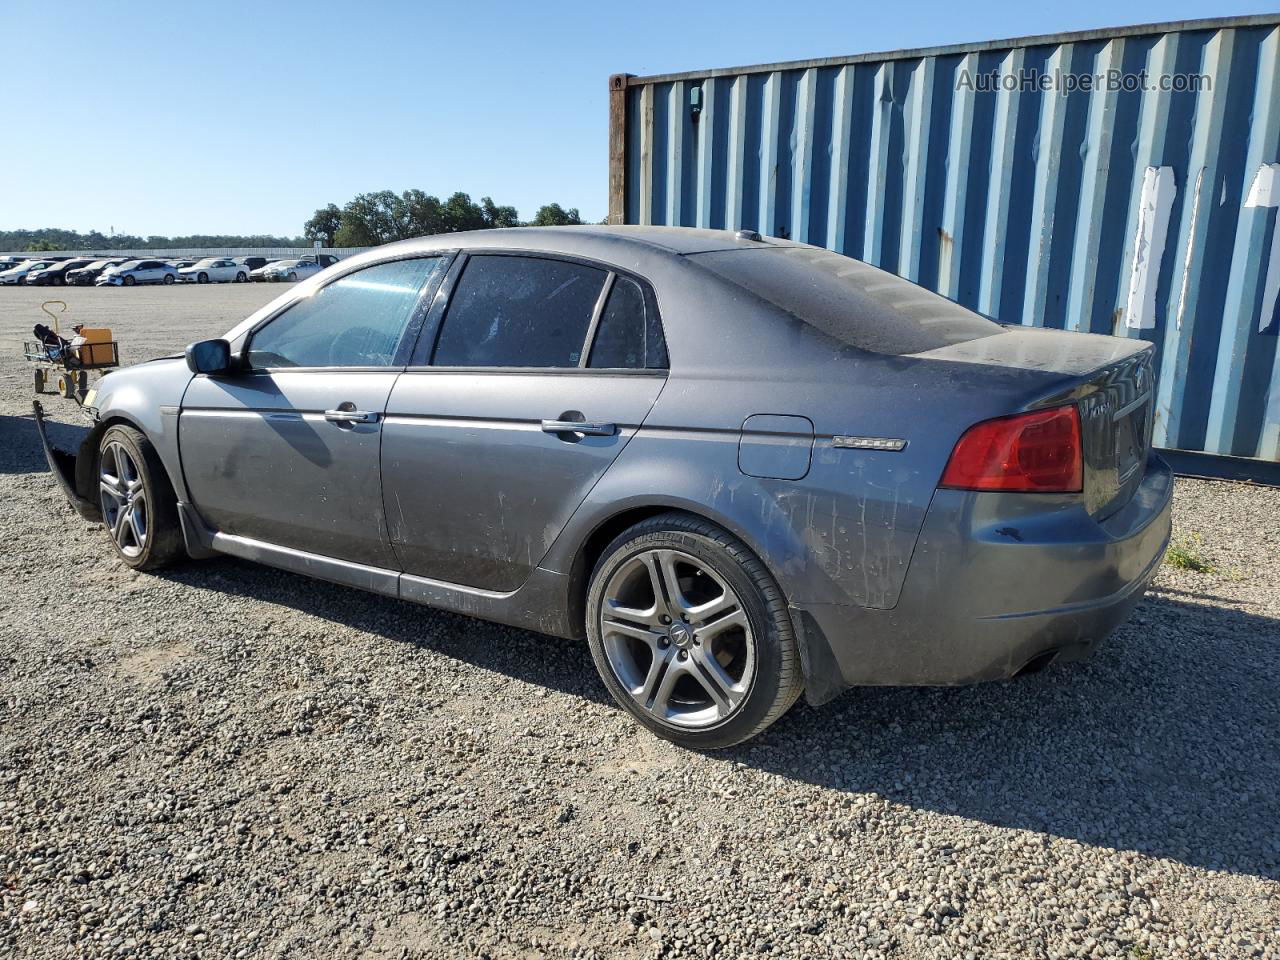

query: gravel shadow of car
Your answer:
[0,412,88,475]
[162,555,1279,883]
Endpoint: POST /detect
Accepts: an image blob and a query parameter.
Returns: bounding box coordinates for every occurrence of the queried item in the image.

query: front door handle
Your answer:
[541,418,616,437]
[324,408,379,424]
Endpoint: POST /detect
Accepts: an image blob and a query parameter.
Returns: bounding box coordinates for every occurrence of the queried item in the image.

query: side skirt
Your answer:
[177,502,577,638]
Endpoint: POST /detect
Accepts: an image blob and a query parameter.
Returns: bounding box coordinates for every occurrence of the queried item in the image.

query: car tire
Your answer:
[53,275,64,286]
[96,425,184,571]
[585,512,803,750]
[235,272,246,283]
[163,274,175,285]
[16,276,25,285]
[287,271,298,282]
[197,272,209,284]
[123,275,135,286]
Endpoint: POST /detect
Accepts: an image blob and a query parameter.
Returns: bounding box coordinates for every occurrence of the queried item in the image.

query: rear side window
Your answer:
[691,246,1000,355]
[588,277,667,369]
[248,257,446,368]
[433,255,606,367]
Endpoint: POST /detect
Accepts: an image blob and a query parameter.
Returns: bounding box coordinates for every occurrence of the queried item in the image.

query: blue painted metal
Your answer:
[611,15,1280,464]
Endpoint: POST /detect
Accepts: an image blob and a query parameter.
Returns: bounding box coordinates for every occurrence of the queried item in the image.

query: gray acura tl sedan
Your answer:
[36,226,1172,749]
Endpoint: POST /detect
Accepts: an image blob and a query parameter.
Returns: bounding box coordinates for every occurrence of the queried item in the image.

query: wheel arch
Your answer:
[75,413,183,510]
[560,497,792,641]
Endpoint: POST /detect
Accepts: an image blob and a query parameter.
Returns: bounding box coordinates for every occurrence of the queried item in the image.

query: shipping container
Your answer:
[608,14,1280,472]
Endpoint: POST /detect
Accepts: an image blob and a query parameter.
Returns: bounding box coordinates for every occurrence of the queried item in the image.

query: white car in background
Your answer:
[264,259,324,282]
[96,259,179,286]
[0,259,54,285]
[178,258,250,284]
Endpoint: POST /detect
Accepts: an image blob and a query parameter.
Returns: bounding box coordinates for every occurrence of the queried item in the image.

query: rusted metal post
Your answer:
[608,73,632,225]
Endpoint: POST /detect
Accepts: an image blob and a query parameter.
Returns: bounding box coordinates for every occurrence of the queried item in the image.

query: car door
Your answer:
[180,255,452,567]
[381,253,668,592]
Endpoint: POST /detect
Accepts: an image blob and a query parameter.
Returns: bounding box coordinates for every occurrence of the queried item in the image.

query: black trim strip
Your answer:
[1158,448,1280,487]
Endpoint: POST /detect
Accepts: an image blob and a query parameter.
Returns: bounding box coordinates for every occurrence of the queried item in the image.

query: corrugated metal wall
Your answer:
[609,15,1280,463]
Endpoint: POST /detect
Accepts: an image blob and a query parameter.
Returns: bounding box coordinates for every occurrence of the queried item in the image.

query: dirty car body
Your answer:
[39,226,1172,742]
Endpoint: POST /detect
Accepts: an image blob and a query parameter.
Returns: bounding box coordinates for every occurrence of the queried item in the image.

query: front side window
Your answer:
[432,255,606,368]
[248,257,446,368]
[587,276,668,369]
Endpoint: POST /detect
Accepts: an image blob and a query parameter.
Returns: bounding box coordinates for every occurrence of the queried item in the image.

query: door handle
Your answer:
[324,408,379,424]
[541,419,616,437]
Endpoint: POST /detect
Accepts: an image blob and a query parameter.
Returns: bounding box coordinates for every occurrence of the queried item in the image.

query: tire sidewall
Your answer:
[586,526,791,750]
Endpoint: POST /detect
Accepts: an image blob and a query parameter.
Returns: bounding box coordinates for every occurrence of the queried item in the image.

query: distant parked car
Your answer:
[178,257,249,284]
[248,261,282,282]
[263,259,324,282]
[26,258,95,286]
[67,259,126,285]
[234,256,270,273]
[0,260,54,285]
[96,259,178,287]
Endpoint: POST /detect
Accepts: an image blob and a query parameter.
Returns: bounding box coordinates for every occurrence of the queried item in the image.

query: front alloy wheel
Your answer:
[587,512,803,749]
[96,425,184,570]
[99,441,148,559]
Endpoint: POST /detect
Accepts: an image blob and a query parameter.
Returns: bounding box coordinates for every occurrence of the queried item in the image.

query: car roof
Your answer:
[376,224,804,259]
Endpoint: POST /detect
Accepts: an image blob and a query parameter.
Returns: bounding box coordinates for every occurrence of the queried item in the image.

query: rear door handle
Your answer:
[541,419,616,437]
[324,408,379,424]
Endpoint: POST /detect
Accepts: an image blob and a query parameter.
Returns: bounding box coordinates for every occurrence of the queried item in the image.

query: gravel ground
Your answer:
[1,286,1278,959]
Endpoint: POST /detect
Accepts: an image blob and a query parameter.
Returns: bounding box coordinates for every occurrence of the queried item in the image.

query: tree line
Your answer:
[3,228,306,252]
[304,191,585,247]
[3,191,588,252]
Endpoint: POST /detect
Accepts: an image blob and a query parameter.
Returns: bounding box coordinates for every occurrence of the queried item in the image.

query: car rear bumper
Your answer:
[792,456,1174,704]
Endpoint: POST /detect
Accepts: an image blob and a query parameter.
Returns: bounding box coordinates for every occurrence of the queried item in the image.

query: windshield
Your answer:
[193,258,217,267]
[690,246,1001,356]
[116,261,140,270]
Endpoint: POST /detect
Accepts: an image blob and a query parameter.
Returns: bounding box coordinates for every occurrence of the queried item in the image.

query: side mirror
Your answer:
[185,338,233,375]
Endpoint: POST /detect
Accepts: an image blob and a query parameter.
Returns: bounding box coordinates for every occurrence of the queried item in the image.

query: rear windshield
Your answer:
[691,246,1000,355]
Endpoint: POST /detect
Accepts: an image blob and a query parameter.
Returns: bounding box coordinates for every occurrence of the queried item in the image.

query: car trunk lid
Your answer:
[914,325,1155,518]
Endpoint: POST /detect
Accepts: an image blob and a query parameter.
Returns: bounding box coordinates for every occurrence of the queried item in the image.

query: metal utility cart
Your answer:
[23,300,120,402]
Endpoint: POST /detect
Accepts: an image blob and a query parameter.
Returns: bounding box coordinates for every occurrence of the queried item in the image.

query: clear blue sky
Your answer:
[0,0,1267,237]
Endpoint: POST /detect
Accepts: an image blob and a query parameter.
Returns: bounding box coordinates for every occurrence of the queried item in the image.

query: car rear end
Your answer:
[686,242,1172,701]
[798,329,1171,695]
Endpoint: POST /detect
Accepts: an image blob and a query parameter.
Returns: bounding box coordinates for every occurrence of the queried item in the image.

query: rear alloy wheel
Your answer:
[235,271,246,283]
[163,274,175,285]
[586,512,803,749]
[97,425,184,570]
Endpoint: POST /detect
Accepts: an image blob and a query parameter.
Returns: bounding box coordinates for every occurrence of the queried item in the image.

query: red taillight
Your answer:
[939,405,1083,492]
